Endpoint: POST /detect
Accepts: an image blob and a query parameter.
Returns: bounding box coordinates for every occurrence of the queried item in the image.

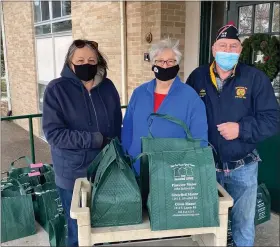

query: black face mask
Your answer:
[73,63,98,82]
[152,64,180,81]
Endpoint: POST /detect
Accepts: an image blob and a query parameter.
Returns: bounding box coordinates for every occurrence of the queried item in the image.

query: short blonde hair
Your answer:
[149,38,182,64]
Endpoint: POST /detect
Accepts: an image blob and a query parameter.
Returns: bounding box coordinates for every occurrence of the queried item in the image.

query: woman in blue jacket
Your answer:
[42,39,122,247]
[121,38,208,175]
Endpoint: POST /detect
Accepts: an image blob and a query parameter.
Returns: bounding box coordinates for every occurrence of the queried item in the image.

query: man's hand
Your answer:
[217,122,239,140]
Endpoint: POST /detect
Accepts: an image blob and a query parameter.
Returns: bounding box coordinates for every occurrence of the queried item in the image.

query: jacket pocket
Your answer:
[62,150,87,180]
[51,147,64,177]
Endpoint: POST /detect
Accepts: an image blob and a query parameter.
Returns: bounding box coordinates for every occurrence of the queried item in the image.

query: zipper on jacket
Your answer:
[97,88,110,129]
[89,93,100,131]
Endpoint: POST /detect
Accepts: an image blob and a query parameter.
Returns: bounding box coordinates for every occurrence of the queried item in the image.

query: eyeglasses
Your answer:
[154,59,177,67]
[215,42,240,52]
[73,39,98,49]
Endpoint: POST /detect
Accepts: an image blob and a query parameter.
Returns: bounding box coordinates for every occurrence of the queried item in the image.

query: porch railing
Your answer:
[1,105,127,164]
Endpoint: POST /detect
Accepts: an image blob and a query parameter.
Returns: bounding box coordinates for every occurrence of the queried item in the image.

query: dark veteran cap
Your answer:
[216,21,240,42]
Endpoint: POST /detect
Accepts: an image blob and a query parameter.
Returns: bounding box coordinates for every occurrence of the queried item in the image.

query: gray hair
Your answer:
[65,44,93,66]
[149,38,182,64]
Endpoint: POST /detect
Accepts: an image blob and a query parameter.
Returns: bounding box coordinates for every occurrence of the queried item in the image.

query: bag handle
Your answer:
[92,153,115,187]
[93,139,124,185]
[132,143,218,165]
[1,177,26,195]
[148,113,194,139]
[147,113,218,155]
[10,156,32,169]
[1,182,14,191]
[91,140,128,199]
[87,144,110,180]
[42,163,54,172]
[113,138,129,170]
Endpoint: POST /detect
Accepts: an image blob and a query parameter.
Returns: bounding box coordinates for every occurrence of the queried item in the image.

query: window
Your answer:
[33,1,72,138]
[33,0,72,35]
[238,2,280,36]
[35,35,72,139]
[239,6,253,34]
[35,35,72,112]
[254,3,270,33]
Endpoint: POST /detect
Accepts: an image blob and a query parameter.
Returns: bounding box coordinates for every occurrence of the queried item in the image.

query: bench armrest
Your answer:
[70,178,91,226]
[217,182,234,213]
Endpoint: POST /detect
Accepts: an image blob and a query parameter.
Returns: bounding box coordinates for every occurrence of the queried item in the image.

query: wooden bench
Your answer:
[70,178,233,246]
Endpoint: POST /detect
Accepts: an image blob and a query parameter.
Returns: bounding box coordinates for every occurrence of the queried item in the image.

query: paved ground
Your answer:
[1,120,52,174]
[1,121,279,246]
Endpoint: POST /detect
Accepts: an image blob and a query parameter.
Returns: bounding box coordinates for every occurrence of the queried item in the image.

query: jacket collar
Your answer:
[147,75,182,95]
[209,61,239,90]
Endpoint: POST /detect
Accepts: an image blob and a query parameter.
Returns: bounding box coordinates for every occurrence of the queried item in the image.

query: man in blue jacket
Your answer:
[186,23,280,247]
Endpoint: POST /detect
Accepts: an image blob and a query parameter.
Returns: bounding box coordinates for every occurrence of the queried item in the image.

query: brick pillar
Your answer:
[72,2,122,95]
[2,1,40,135]
[126,1,186,98]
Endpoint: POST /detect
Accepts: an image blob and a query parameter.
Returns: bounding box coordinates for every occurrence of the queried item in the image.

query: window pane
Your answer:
[33,1,41,23]
[272,71,280,105]
[41,0,50,21]
[62,1,71,16]
[272,3,280,32]
[35,24,51,35]
[39,117,46,139]
[52,1,61,19]
[254,3,270,33]
[38,83,47,113]
[52,20,72,33]
[54,35,73,77]
[36,38,55,81]
[239,6,253,34]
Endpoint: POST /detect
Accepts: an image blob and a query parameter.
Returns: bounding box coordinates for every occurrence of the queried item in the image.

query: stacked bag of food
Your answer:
[87,138,142,227]
[86,114,219,232]
[1,156,67,246]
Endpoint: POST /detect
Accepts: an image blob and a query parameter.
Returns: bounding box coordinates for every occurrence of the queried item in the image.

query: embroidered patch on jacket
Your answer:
[199,89,206,97]
[235,86,247,99]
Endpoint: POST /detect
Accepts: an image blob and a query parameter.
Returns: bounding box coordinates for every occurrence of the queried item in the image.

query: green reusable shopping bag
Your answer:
[48,214,67,247]
[254,183,271,225]
[8,156,41,187]
[140,114,202,206]
[1,178,36,243]
[7,156,55,187]
[33,182,64,232]
[141,113,219,231]
[38,163,55,183]
[87,138,142,227]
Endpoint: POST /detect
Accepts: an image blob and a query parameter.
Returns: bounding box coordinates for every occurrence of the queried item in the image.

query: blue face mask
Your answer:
[215,52,239,71]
